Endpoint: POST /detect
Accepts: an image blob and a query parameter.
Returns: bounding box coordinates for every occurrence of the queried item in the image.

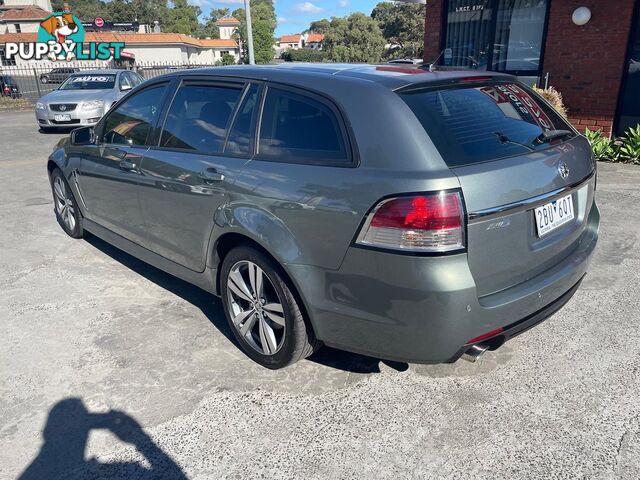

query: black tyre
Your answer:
[50,168,83,238]
[220,246,319,369]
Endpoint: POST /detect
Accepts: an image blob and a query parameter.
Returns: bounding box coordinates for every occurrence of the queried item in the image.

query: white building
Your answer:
[215,17,240,41]
[0,0,52,34]
[278,34,302,51]
[304,33,323,50]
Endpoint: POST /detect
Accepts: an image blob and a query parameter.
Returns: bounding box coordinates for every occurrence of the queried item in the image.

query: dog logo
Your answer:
[6,12,122,63]
[40,13,79,43]
[37,12,85,61]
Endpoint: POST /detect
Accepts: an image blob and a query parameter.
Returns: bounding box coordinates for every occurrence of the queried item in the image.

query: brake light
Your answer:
[459,75,493,83]
[356,191,465,253]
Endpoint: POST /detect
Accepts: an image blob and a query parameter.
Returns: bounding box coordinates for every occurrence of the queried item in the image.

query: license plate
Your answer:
[54,114,71,122]
[535,194,574,237]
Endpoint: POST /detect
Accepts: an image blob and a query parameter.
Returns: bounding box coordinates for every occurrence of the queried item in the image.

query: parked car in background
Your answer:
[36,69,144,132]
[47,64,599,369]
[0,74,20,98]
[39,67,79,84]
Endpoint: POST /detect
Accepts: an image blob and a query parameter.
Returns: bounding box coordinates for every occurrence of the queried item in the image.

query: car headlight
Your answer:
[36,102,46,110]
[81,100,104,111]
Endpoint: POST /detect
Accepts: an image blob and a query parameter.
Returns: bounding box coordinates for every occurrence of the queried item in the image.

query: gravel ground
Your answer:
[1,110,639,479]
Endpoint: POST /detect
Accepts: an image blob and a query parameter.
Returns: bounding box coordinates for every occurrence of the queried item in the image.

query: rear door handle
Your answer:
[119,159,138,171]
[199,168,225,183]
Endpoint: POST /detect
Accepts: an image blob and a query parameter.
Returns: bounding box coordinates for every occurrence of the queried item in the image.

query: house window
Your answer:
[14,24,21,33]
[0,47,17,66]
[221,50,229,56]
[442,0,548,75]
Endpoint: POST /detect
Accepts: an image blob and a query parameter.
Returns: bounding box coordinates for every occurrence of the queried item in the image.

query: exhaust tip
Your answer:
[461,343,490,363]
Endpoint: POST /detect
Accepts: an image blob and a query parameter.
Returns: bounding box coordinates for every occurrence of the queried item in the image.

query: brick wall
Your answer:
[423,0,444,64]
[542,0,635,137]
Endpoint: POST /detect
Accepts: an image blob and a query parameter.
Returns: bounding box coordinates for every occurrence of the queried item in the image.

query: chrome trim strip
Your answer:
[467,171,594,223]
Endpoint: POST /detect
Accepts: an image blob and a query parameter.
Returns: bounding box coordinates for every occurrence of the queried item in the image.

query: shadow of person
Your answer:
[19,398,187,480]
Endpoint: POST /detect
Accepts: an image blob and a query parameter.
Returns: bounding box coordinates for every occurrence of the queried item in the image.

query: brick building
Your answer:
[423,0,640,137]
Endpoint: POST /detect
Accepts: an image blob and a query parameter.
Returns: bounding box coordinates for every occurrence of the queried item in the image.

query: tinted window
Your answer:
[258,87,348,163]
[443,0,547,73]
[400,83,574,167]
[224,84,259,155]
[102,85,166,146]
[160,84,242,154]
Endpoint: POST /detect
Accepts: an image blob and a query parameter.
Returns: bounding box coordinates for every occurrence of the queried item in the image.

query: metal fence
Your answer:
[0,62,217,104]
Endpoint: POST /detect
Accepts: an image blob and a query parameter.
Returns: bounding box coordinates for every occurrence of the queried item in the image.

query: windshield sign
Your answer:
[60,74,115,90]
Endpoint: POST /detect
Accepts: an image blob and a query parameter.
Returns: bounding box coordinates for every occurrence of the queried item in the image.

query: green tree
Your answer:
[52,0,109,21]
[107,0,136,22]
[371,1,424,58]
[323,13,385,63]
[282,48,325,62]
[233,0,275,64]
[130,0,168,26]
[221,52,236,65]
[163,0,201,35]
[308,18,330,34]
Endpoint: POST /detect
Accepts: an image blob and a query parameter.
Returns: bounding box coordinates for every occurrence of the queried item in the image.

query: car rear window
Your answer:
[400,82,575,167]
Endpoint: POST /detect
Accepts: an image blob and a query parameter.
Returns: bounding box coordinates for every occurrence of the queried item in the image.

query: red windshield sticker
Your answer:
[480,84,555,132]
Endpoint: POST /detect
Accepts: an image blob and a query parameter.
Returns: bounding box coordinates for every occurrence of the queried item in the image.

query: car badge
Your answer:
[59,105,66,111]
[558,161,570,180]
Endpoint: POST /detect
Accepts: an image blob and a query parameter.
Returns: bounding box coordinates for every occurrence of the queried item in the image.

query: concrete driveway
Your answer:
[1,110,639,479]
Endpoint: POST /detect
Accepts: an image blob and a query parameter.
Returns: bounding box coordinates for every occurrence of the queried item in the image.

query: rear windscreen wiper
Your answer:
[493,131,535,152]
[533,129,573,145]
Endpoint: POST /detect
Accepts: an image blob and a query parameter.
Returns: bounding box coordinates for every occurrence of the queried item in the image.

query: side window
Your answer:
[130,73,143,86]
[101,84,166,146]
[224,84,259,155]
[160,83,242,154]
[258,87,349,164]
[119,73,132,90]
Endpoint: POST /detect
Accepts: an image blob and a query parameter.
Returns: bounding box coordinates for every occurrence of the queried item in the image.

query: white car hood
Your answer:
[39,89,113,104]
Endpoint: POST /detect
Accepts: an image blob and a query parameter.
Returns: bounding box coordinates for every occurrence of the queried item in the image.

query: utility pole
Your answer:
[244,0,255,65]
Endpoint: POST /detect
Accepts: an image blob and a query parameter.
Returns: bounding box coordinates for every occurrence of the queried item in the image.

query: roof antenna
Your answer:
[428,50,446,72]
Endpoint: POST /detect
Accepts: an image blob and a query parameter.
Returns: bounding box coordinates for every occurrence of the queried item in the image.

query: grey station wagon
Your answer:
[47,64,599,369]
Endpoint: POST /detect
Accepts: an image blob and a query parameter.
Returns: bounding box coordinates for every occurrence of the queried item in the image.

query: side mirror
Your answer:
[120,84,132,92]
[70,126,95,145]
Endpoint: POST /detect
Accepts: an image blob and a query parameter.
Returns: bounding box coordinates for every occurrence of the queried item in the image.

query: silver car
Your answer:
[47,65,599,369]
[36,69,144,132]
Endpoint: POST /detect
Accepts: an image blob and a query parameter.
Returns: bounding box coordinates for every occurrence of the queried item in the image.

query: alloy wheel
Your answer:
[53,176,76,232]
[226,260,286,355]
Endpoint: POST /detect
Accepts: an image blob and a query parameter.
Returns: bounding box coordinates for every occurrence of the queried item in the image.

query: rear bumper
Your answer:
[287,200,599,364]
[446,274,584,362]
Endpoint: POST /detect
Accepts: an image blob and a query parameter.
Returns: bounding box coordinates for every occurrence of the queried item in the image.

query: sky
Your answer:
[194,0,381,37]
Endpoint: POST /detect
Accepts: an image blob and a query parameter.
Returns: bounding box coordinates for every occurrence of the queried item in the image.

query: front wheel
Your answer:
[50,168,83,238]
[220,246,319,369]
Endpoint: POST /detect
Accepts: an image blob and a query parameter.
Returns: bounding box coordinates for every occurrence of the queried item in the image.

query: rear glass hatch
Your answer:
[399,79,596,297]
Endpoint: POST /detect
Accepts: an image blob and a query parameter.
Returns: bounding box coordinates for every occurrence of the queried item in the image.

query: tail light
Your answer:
[355,191,465,253]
